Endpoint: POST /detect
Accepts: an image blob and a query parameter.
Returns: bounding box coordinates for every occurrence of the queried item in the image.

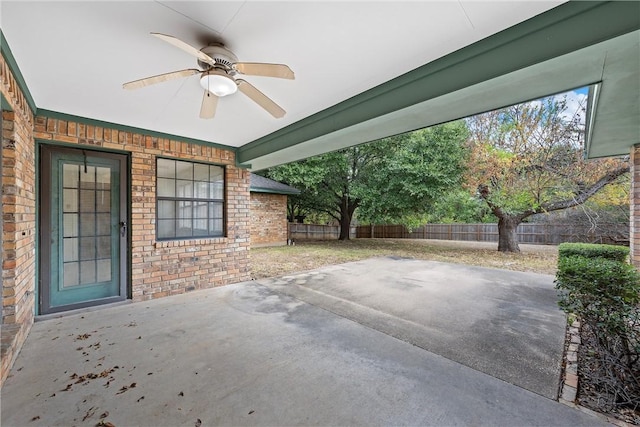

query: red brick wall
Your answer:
[631,145,640,267]
[0,52,251,385]
[250,193,288,246]
[34,118,251,300]
[1,54,37,384]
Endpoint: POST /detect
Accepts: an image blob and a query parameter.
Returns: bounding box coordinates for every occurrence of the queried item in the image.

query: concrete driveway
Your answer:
[261,257,566,400]
[1,258,603,426]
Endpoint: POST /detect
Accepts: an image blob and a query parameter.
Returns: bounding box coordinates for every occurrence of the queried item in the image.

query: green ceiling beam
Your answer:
[237,1,640,166]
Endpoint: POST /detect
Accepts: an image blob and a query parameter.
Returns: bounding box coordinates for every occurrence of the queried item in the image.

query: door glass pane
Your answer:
[63,214,78,237]
[79,189,95,212]
[63,238,78,262]
[80,260,96,284]
[97,259,111,282]
[79,166,96,189]
[63,189,78,212]
[96,191,110,212]
[80,213,96,236]
[63,164,79,188]
[96,236,111,258]
[157,178,175,197]
[96,167,110,190]
[63,262,79,287]
[79,237,96,260]
[96,214,111,235]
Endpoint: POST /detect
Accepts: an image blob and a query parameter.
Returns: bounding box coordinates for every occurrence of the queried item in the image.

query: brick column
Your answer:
[631,145,640,267]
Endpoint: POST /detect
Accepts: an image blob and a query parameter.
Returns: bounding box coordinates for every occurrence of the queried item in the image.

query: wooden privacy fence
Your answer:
[355,223,628,246]
[288,223,356,241]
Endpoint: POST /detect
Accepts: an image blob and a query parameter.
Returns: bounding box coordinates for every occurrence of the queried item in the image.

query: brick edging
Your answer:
[558,319,634,427]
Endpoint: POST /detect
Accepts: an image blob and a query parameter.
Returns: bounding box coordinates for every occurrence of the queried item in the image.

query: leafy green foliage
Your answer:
[357,121,469,228]
[558,242,629,262]
[262,120,470,237]
[422,190,495,223]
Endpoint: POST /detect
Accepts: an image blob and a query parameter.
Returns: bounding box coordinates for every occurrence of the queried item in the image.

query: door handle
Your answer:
[120,221,127,237]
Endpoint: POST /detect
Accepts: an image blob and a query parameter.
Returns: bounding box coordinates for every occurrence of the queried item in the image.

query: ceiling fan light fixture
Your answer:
[200,71,237,97]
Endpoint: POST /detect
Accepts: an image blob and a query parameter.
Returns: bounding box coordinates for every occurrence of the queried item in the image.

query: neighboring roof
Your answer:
[249,173,300,196]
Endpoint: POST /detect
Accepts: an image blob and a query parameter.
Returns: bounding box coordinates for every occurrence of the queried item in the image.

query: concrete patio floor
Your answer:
[1,258,604,426]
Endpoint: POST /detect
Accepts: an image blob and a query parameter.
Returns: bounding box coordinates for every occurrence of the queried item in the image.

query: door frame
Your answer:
[39,144,129,314]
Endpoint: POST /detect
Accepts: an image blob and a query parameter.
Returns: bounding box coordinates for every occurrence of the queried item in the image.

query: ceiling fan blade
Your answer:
[123,69,200,90]
[200,90,218,119]
[237,79,286,118]
[151,32,215,66]
[234,62,295,80]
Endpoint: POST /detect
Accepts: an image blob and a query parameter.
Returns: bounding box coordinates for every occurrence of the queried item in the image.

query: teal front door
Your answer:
[40,146,128,314]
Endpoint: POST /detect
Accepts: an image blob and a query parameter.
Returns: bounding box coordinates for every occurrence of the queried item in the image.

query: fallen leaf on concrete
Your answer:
[96,420,116,427]
[99,411,109,419]
[82,406,97,422]
[115,382,137,395]
[61,384,73,392]
[75,333,91,341]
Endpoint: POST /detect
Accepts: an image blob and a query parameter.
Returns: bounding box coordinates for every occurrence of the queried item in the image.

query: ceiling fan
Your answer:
[123,33,294,119]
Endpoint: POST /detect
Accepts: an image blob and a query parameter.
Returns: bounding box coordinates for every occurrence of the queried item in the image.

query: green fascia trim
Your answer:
[237,1,640,165]
[1,93,13,111]
[0,30,37,114]
[250,187,300,196]
[37,109,236,153]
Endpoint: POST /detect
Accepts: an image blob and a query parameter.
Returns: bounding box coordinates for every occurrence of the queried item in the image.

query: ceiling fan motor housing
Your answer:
[199,44,238,72]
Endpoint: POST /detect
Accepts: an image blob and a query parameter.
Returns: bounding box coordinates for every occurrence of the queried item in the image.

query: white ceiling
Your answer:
[1,1,564,149]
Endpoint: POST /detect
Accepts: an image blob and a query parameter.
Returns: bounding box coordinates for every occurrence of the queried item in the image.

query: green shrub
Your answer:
[556,255,640,319]
[558,242,629,262]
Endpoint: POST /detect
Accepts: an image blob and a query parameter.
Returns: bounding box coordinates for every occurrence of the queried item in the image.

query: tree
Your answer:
[465,94,629,252]
[357,122,470,229]
[263,121,469,240]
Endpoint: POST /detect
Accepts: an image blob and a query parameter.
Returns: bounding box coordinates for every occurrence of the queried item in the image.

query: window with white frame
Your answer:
[156,158,225,240]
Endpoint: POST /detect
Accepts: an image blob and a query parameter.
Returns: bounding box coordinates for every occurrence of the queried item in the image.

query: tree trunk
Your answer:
[339,212,351,240]
[497,216,521,252]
